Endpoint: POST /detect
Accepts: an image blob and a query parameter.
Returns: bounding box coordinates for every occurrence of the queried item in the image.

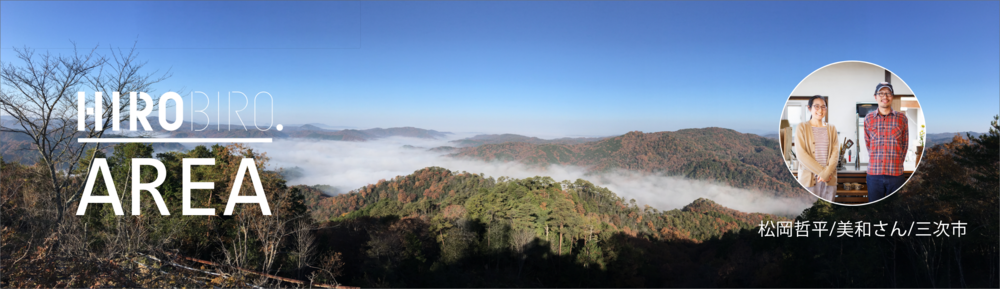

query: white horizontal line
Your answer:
[78,138,272,143]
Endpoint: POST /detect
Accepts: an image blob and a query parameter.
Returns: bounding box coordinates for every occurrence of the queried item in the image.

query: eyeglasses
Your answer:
[876,92,893,98]
[811,105,827,110]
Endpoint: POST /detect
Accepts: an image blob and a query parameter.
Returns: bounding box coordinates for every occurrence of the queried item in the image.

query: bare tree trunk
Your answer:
[511,229,533,281]
[953,242,966,288]
[294,220,316,280]
[559,228,563,255]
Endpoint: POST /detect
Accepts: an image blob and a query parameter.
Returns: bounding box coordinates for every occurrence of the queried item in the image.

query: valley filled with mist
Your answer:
[241,126,813,217]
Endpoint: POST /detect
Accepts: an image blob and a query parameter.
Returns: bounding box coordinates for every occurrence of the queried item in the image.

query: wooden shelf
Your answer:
[836,190,868,194]
[834,190,868,204]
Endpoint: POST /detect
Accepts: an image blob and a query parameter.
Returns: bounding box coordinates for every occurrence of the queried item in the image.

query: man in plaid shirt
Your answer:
[864,82,908,202]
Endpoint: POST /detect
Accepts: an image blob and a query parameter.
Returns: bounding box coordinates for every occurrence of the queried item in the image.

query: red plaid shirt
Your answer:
[865,109,908,176]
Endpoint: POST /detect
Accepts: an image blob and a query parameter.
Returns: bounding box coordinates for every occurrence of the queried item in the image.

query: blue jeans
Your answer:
[867,174,905,202]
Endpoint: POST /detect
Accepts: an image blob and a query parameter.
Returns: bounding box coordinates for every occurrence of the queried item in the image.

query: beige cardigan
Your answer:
[794,122,840,187]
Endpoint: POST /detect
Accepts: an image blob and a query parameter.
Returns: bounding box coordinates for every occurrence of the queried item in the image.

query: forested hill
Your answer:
[448,127,800,197]
[299,166,785,243]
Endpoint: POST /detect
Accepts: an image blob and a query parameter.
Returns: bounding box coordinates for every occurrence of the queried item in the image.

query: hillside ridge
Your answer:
[448,128,800,197]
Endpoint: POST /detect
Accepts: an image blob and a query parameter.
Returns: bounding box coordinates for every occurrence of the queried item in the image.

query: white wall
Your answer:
[782,61,925,170]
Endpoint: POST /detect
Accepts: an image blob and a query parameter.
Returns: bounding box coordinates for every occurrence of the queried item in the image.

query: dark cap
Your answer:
[875,82,894,95]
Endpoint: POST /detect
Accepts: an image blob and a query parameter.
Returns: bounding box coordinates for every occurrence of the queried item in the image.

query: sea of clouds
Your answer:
[234,135,813,216]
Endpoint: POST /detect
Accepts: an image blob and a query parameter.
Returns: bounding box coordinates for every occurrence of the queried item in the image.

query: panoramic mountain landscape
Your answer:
[3,1,997,287]
[5,117,996,287]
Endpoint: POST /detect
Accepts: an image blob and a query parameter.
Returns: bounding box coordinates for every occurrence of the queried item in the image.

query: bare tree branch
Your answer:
[0,41,171,229]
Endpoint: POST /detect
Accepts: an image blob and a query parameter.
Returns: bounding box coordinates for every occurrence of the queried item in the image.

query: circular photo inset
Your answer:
[779,61,926,205]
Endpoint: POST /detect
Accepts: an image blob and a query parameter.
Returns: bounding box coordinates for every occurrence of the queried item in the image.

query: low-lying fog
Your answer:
[225,136,812,216]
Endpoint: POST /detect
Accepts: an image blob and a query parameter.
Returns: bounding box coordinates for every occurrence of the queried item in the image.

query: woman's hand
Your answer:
[818,176,828,183]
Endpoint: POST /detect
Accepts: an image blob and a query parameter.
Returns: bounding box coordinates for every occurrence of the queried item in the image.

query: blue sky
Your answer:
[2,1,997,137]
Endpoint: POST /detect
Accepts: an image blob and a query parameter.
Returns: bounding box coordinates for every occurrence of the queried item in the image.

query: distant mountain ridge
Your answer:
[1,117,448,163]
[448,127,801,197]
[450,134,607,147]
[296,124,326,131]
[926,132,985,147]
[170,126,450,140]
[281,127,451,141]
[142,117,451,141]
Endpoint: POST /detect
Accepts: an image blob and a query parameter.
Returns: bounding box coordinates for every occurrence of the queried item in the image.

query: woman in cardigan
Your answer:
[795,96,840,202]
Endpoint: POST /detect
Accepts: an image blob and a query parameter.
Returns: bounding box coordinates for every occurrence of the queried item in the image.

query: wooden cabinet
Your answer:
[834,172,868,204]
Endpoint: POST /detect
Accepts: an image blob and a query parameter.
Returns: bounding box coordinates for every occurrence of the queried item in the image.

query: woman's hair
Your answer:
[808,95,825,108]
[808,95,825,120]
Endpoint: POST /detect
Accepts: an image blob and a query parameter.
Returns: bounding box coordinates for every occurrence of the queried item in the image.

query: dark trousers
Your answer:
[867,174,905,202]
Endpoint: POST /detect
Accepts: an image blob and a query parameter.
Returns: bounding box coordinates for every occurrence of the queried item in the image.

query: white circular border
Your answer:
[780,60,925,206]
